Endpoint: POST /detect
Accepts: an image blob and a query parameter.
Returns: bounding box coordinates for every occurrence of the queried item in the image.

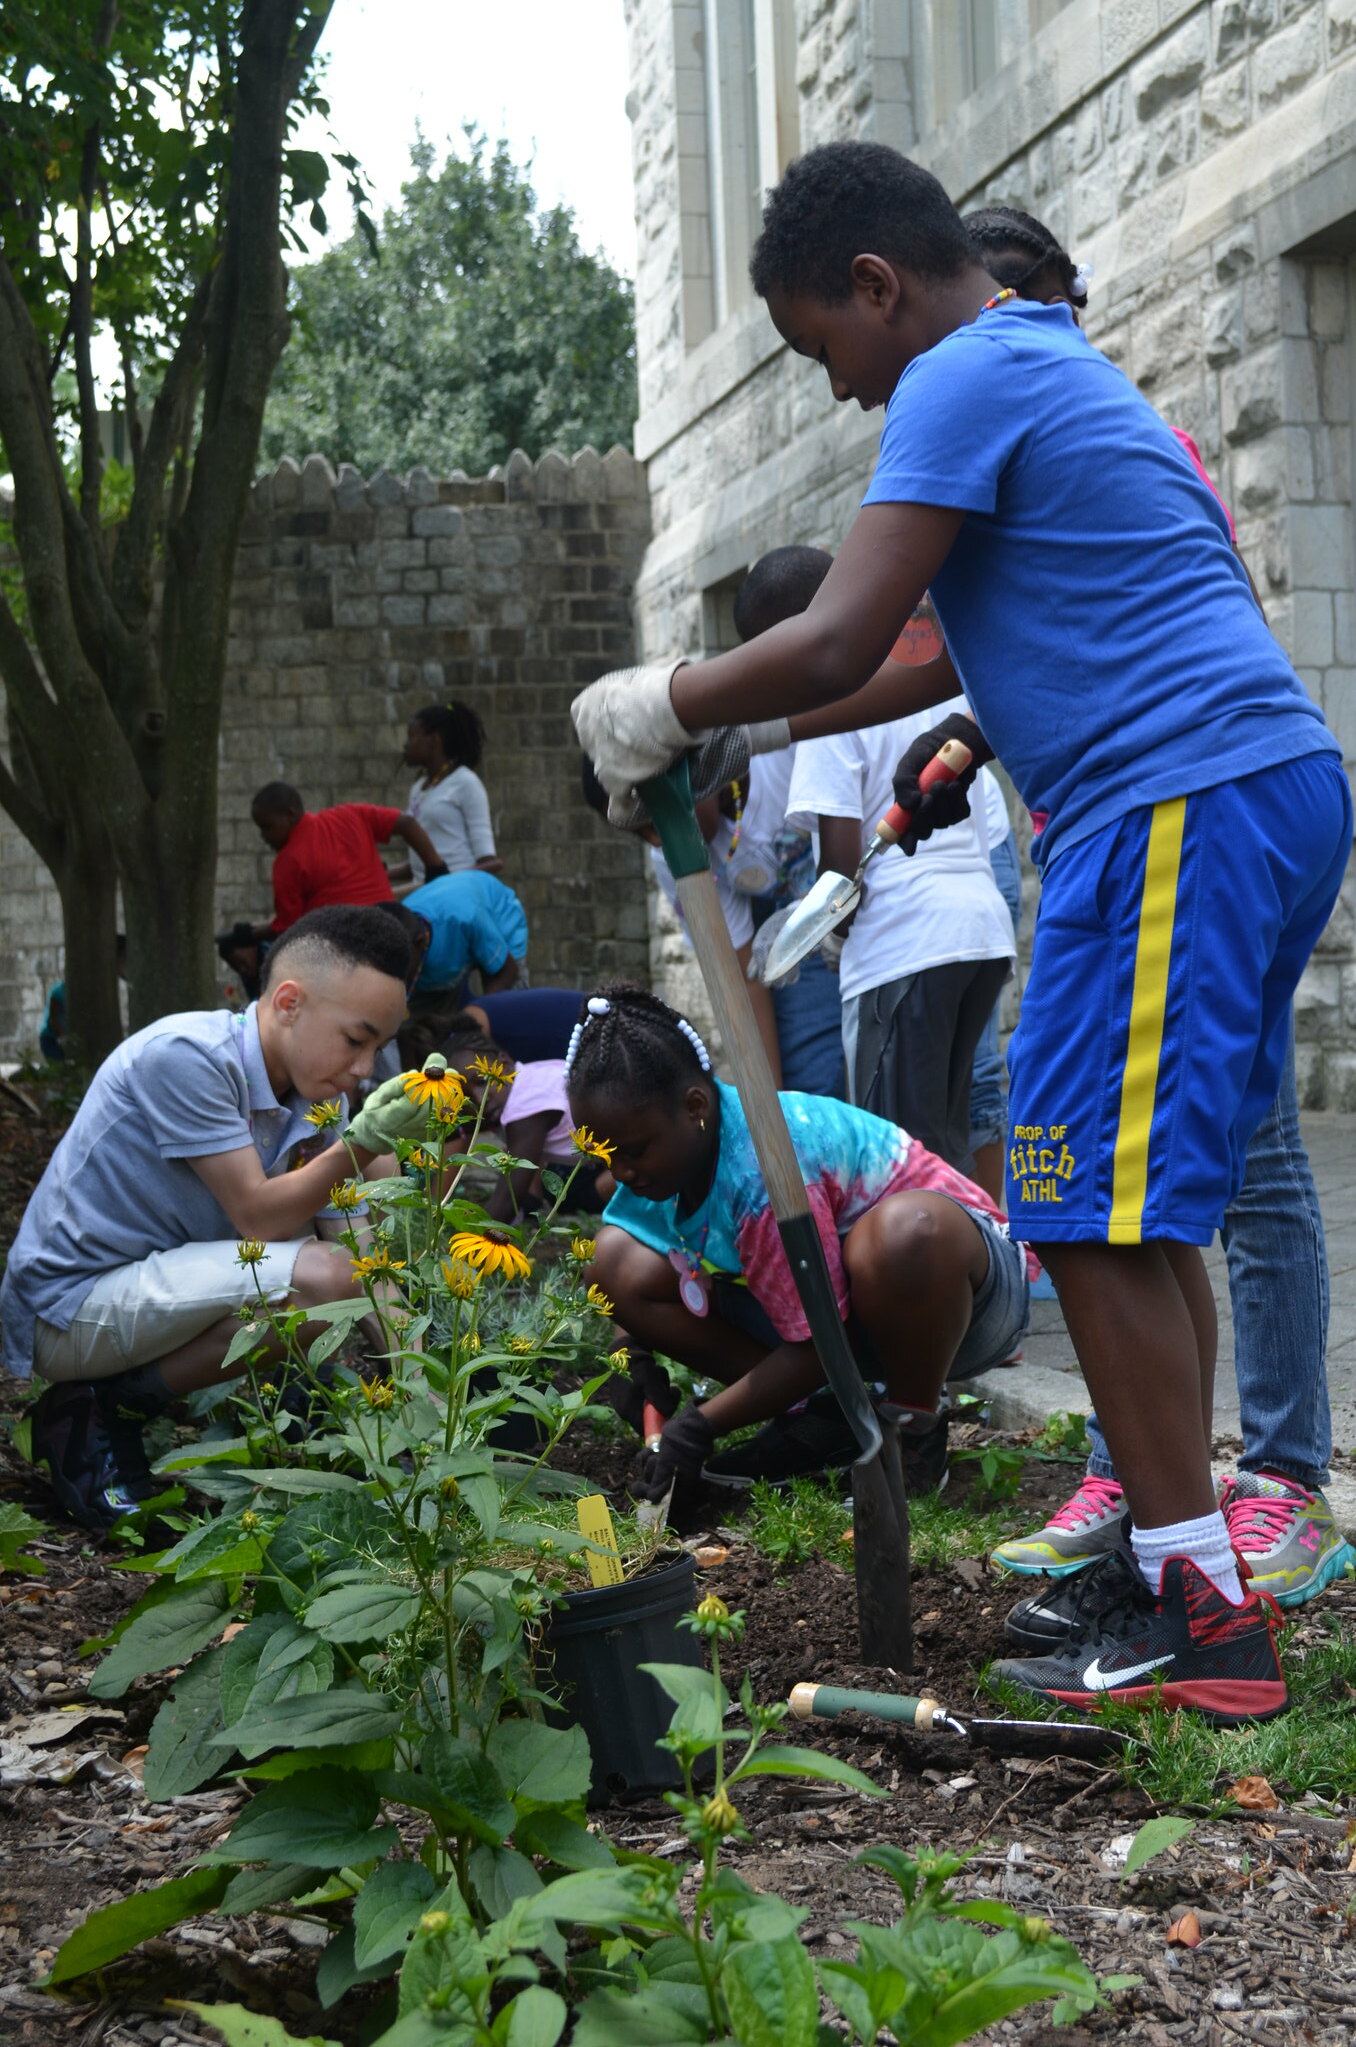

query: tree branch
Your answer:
[109,269,212,630]
[72,0,119,541]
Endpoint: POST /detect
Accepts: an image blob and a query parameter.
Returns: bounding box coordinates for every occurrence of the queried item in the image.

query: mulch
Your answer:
[5,1089,1356,2044]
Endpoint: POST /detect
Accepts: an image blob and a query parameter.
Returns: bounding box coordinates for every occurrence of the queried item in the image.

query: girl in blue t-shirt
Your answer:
[566,983,1029,1500]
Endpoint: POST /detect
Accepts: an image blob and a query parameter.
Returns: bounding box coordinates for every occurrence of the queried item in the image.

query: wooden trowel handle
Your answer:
[875,737,973,844]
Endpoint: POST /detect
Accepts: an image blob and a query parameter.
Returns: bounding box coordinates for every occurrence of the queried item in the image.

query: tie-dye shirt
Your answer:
[602,1081,1021,1343]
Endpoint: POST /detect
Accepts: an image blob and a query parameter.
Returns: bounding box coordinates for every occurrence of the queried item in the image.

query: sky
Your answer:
[297,0,638,276]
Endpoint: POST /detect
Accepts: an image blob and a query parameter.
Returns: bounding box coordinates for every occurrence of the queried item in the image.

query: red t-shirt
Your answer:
[269,804,402,933]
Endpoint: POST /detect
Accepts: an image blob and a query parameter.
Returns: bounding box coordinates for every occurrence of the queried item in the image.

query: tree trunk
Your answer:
[56,816,123,1065]
[120,803,221,1032]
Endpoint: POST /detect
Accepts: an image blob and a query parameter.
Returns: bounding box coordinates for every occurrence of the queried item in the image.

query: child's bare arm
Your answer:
[789,642,962,740]
[671,502,964,729]
[393,814,448,878]
[698,1337,825,1432]
[191,1140,376,1241]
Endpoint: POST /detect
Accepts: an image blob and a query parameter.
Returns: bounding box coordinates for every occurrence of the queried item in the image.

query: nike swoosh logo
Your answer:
[1082,1653,1172,1690]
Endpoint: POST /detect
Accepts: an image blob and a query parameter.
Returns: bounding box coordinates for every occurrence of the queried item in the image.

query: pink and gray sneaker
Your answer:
[990,1472,1127,1578]
[1220,1470,1355,1610]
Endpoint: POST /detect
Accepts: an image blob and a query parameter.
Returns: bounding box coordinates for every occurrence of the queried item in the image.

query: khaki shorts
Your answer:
[34,1238,312,1383]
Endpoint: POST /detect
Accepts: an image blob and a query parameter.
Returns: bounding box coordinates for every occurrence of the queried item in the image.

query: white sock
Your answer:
[1130,1512,1244,1605]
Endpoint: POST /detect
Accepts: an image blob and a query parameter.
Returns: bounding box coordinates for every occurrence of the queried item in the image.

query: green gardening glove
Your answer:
[345,1065,440,1155]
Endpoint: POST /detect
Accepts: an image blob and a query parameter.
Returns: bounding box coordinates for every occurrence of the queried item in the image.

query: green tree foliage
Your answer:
[262,132,638,476]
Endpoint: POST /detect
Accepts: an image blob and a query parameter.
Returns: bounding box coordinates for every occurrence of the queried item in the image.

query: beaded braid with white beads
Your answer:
[564,984,712,1105]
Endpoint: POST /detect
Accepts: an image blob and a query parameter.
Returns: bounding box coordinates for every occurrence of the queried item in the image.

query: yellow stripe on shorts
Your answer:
[1108,797,1187,1244]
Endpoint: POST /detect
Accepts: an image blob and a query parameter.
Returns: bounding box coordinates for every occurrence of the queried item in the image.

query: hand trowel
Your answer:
[760,737,973,984]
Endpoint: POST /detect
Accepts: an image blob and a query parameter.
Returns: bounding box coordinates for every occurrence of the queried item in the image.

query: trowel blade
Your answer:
[760,871,860,983]
[965,1717,1135,1761]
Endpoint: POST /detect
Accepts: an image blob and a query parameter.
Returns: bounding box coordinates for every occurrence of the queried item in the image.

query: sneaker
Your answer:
[990,1472,1126,1577]
[993,1554,1288,1725]
[702,1400,949,1496]
[1003,1522,1144,1655]
[31,1380,164,1533]
[1220,1470,1356,1609]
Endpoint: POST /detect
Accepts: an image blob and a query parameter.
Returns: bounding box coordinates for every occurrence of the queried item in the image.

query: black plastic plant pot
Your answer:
[544,1550,701,1804]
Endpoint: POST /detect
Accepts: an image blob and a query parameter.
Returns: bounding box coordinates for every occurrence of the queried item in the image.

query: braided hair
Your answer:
[565,984,712,1107]
[963,204,1089,309]
[412,700,486,772]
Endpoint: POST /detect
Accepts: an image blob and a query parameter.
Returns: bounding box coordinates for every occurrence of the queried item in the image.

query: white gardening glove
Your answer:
[748,718,791,755]
[747,907,801,987]
[571,660,702,807]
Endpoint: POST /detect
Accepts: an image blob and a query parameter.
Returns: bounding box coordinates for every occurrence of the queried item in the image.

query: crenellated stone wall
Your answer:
[0,446,652,1056]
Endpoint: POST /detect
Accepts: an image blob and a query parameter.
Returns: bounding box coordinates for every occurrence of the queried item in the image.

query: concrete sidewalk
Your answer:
[968,1112,1356,1535]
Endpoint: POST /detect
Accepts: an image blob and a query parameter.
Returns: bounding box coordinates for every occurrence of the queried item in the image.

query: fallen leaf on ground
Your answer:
[1229,1775,1279,1810]
[1166,1911,1202,1948]
[953,1558,985,1591]
[693,1546,728,1569]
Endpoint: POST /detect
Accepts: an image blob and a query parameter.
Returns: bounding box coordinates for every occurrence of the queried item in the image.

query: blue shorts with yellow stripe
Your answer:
[1006,752,1352,1245]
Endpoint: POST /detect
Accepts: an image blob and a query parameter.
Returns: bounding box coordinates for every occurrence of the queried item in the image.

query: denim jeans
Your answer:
[969,829,1023,1152]
[1084,1024,1331,1488]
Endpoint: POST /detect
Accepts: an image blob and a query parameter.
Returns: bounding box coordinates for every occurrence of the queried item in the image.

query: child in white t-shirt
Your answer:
[400,702,502,882]
[787,696,1014,1173]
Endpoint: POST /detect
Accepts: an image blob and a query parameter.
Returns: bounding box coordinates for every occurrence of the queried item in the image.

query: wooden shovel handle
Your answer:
[875,737,973,844]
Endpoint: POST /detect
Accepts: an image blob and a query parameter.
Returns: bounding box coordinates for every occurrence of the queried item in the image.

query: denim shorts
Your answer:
[711,1201,1029,1385]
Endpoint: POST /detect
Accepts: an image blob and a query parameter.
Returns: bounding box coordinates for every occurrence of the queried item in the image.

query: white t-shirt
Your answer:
[980,767,1013,852]
[787,700,1016,1002]
[406,767,496,880]
[650,815,754,950]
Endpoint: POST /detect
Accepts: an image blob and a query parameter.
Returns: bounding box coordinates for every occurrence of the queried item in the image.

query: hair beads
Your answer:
[565,984,713,1095]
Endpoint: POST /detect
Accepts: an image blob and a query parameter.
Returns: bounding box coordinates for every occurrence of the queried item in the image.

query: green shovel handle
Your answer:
[640,756,709,879]
[788,1682,945,1729]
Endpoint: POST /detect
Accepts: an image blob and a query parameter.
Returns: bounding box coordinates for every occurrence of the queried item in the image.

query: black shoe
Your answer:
[1003,1516,1143,1655]
[993,1555,1289,1726]
[702,1401,948,1497]
[31,1378,166,1534]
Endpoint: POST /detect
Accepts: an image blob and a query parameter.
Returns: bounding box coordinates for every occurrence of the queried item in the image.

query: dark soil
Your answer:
[6,1095,1356,2044]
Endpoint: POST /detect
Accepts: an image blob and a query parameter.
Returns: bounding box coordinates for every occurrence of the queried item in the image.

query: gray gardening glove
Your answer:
[344,1064,443,1154]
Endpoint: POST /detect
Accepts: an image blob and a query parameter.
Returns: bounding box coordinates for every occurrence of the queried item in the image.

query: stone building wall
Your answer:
[623,0,1356,1106]
[0,446,652,1056]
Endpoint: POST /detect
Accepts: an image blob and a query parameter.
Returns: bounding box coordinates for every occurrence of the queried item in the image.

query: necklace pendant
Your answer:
[668,1248,710,1317]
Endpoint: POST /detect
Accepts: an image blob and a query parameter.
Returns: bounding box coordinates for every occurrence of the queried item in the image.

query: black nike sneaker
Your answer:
[993,1554,1288,1726]
[1003,1517,1143,1655]
[31,1375,168,1534]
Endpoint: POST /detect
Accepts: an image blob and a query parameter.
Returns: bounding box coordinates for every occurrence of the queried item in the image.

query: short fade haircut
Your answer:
[252,780,303,816]
[262,905,412,991]
[733,547,833,641]
[750,142,972,305]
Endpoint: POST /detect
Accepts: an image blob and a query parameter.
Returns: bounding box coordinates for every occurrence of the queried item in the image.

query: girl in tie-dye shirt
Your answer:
[567,983,1030,1498]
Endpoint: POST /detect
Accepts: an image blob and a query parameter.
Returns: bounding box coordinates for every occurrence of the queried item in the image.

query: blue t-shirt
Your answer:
[406,871,529,993]
[0,1006,331,1378]
[602,1080,1003,1341]
[862,300,1337,868]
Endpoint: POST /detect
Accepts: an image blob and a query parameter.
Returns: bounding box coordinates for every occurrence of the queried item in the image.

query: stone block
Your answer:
[1131,10,1209,119]
[378,537,426,571]
[1200,56,1249,137]
[381,595,426,627]
[504,449,535,500]
[1221,346,1283,442]
[299,453,336,510]
[1289,505,1351,590]
[1212,0,1276,63]
[375,506,412,539]
[1252,10,1321,110]
[405,466,438,506]
[1102,0,1158,71]
[1290,589,1335,666]
[368,468,405,508]
[1212,222,1257,283]
[1203,288,1244,366]
[412,505,464,538]
[335,462,367,511]
[403,569,438,594]
[270,457,302,508]
[428,595,467,625]
[1308,262,1348,343]
[1332,0,1356,56]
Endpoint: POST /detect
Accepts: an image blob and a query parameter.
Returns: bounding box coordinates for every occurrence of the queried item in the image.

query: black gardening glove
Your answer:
[891,712,994,854]
[632,1405,715,1502]
[604,1348,678,1436]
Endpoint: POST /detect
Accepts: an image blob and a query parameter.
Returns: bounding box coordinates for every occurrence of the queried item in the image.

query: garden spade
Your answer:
[639,759,914,1669]
[635,1401,674,1533]
[759,737,974,984]
[788,1681,1133,1761]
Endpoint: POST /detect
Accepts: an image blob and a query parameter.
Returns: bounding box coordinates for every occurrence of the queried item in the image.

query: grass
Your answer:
[738,1470,1038,1578]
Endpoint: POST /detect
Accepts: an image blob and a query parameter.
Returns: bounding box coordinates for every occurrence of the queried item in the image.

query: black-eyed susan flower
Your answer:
[236,1240,267,1266]
[570,1236,596,1263]
[506,1333,535,1355]
[446,1229,532,1282]
[402,1065,466,1117]
[328,1181,363,1211]
[462,1330,481,1355]
[359,1376,395,1410]
[609,1346,631,1374]
[304,1098,343,1129]
[469,1053,515,1089]
[440,1257,481,1300]
[240,1509,260,1532]
[351,1247,407,1280]
[696,1593,729,1624]
[701,1788,741,1835]
[585,1283,614,1317]
[570,1125,615,1166]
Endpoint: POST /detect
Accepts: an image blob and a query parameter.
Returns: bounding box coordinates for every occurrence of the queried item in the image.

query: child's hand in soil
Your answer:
[633,1405,715,1499]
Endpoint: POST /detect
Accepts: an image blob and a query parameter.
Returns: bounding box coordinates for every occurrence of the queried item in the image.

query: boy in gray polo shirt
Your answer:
[2,907,431,1532]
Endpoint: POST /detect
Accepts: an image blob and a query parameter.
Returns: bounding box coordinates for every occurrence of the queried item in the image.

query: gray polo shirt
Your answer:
[1,1006,327,1379]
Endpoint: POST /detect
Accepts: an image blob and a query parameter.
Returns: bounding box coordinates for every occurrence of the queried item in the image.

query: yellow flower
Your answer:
[419,1911,451,1935]
[696,1594,729,1623]
[402,1065,466,1117]
[507,1334,535,1355]
[571,1125,615,1166]
[236,1240,267,1266]
[257,1382,277,1397]
[440,1257,482,1300]
[570,1236,596,1263]
[351,1247,407,1280]
[240,1510,260,1533]
[360,1376,395,1410]
[438,1475,460,1500]
[469,1053,515,1089]
[328,1181,363,1211]
[701,1788,741,1836]
[463,1331,482,1355]
[609,1347,631,1375]
[304,1098,343,1129]
[586,1283,615,1318]
[447,1229,532,1282]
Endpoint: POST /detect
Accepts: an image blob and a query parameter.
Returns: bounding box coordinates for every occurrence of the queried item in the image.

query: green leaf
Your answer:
[176,2003,342,2047]
[305,1578,421,1643]
[46,1867,230,1984]
[244,1738,394,1780]
[520,1866,671,1932]
[636,1662,721,1710]
[241,1468,363,1495]
[220,1617,334,1723]
[570,1988,706,2046]
[514,1810,613,1871]
[395,1878,485,2024]
[487,1719,591,1807]
[1122,1815,1196,1878]
[352,1860,437,1968]
[0,1502,49,1575]
[157,1516,265,1582]
[265,1490,396,1606]
[421,1732,515,1845]
[315,1922,400,2007]
[144,1646,231,1799]
[89,1579,234,1698]
[499,1986,566,2047]
[219,1864,315,1915]
[218,1769,399,1868]
[735,1746,883,1797]
[725,1934,820,2047]
[216,1687,402,1759]
[468,1843,542,1923]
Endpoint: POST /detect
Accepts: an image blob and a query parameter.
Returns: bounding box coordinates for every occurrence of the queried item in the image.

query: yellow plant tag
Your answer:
[576,1494,625,1587]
